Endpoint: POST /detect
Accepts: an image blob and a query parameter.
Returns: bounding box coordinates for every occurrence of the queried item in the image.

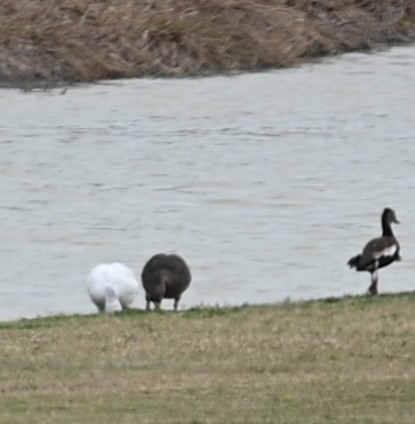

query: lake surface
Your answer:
[0,46,414,321]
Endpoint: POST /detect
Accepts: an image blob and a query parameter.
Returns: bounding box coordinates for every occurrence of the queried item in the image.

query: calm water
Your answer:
[0,46,414,321]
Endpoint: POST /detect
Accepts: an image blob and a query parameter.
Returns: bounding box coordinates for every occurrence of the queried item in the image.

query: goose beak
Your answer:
[394,218,400,224]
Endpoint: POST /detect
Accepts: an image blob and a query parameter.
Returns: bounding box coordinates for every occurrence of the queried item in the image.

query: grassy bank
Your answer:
[1,293,414,423]
[0,0,414,86]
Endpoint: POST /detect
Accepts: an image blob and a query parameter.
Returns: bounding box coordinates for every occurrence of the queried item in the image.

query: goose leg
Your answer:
[368,270,378,296]
[174,298,179,311]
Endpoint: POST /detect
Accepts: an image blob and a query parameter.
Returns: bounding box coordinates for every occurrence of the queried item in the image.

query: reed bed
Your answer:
[0,0,414,85]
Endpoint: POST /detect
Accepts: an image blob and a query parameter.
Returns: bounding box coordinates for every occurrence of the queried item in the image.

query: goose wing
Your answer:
[359,236,398,269]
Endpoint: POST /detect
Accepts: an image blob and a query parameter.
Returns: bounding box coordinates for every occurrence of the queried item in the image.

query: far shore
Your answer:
[0,0,415,88]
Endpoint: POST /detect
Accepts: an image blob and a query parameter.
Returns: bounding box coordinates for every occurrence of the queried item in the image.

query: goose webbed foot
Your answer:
[368,283,378,296]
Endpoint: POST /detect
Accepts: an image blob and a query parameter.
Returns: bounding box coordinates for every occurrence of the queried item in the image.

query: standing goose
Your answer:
[348,208,401,295]
[141,253,191,311]
[87,263,139,313]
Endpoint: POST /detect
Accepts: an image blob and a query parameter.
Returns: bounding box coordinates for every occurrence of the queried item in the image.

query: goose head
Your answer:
[383,208,400,225]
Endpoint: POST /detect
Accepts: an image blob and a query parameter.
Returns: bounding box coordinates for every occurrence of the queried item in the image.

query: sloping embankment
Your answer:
[0,0,414,85]
[1,293,415,423]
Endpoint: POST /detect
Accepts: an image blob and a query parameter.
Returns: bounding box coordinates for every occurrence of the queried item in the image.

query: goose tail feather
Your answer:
[347,254,361,269]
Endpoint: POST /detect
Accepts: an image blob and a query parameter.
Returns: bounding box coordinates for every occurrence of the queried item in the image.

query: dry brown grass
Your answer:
[0,0,414,85]
[1,293,415,423]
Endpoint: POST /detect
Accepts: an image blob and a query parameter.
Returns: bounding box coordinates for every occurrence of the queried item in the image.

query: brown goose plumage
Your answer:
[141,253,191,311]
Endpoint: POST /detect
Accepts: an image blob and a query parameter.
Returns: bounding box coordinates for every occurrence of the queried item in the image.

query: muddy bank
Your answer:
[0,0,414,86]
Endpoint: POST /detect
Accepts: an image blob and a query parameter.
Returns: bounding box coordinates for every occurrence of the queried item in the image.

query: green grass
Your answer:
[1,293,415,423]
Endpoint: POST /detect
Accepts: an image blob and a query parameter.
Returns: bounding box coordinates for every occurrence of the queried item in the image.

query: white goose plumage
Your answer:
[87,263,139,313]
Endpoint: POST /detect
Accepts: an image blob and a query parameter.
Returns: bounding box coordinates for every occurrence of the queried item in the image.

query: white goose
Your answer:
[86,263,139,313]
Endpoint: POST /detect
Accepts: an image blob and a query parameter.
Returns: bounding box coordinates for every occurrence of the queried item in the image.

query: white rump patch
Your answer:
[374,245,397,259]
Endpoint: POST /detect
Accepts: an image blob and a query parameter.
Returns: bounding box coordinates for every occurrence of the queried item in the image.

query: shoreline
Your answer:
[1,0,414,88]
[1,290,413,325]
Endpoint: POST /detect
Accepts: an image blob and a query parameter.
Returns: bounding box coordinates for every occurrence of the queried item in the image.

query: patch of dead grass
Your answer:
[0,0,414,85]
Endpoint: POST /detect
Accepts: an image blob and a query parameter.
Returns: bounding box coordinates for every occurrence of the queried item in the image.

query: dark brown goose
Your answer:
[348,208,401,295]
[141,253,191,310]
